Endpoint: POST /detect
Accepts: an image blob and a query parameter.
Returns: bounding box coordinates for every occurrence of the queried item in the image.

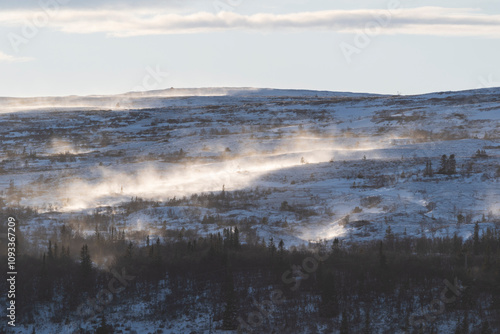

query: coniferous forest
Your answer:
[1,207,500,333]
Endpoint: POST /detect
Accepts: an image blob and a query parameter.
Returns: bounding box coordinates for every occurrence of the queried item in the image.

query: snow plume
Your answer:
[56,157,303,211]
[48,132,391,212]
[48,138,90,155]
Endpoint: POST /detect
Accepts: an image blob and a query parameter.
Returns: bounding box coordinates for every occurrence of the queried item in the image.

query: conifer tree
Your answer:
[319,272,338,318]
[463,314,470,334]
[385,226,394,245]
[459,313,469,334]
[363,309,372,334]
[268,237,276,257]
[448,154,457,174]
[473,222,480,255]
[332,238,340,253]
[222,265,237,329]
[126,241,134,259]
[379,241,387,268]
[482,244,491,271]
[278,239,285,258]
[439,154,448,174]
[47,240,53,260]
[424,161,434,177]
[96,313,110,334]
[340,311,350,334]
[80,244,92,278]
[233,226,240,249]
[39,253,52,301]
[480,321,493,334]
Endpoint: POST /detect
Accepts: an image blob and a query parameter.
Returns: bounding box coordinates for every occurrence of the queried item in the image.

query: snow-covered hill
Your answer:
[0,87,499,333]
[1,87,499,247]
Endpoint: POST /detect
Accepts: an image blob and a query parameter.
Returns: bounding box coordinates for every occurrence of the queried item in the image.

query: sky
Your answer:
[0,0,499,97]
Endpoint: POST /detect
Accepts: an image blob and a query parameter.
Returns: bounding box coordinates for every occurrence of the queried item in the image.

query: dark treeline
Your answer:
[1,219,500,333]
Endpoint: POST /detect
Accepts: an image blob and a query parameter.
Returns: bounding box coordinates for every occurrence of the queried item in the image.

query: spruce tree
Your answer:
[384,226,394,246]
[340,311,349,334]
[233,226,240,249]
[148,244,154,258]
[379,241,387,268]
[153,238,162,280]
[126,241,134,259]
[473,222,480,255]
[80,244,92,279]
[448,154,457,174]
[39,253,52,301]
[268,238,276,257]
[47,240,53,260]
[482,244,491,271]
[480,321,493,334]
[461,313,469,334]
[439,154,448,174]
[319,272,338,318]
[363,309,372,334]
[454,321,461,334]
[95,314,110,334]
[278,239,285,259]
[424,161,434,177]
[332,238,340,253]
[222,266,237,329]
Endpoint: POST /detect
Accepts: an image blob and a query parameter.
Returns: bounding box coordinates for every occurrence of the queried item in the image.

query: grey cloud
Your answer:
[0,7,499,37]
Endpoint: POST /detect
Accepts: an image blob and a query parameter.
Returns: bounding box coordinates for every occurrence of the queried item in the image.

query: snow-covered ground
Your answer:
[0,87,499,333]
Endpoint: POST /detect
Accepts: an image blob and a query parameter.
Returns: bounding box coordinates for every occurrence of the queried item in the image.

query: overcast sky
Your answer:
[0,0,499,97]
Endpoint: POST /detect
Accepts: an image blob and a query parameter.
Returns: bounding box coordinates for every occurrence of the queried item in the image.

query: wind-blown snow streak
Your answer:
[56,137,374,211]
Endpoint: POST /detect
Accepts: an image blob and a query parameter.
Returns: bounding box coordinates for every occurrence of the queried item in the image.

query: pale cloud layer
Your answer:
[0,51,33,62]
[1,7,499,37]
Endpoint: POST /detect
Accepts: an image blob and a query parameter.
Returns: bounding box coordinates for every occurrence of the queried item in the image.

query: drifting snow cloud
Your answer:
[0,7,499,37]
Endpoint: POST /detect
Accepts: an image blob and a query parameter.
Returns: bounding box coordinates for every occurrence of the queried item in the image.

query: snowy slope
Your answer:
[1,86,500,333]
